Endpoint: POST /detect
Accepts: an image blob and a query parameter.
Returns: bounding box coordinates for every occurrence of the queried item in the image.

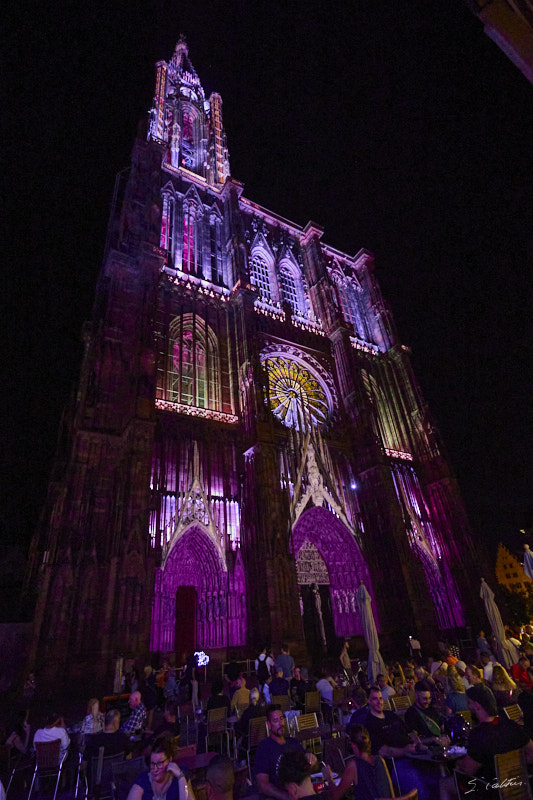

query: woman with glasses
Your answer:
[127,738,190,800]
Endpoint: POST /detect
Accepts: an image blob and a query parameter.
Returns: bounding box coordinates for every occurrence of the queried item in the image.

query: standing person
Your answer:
[275,644,295,679]
[253,705,317,799]
[339,640,353,683]
[255,647,274,696]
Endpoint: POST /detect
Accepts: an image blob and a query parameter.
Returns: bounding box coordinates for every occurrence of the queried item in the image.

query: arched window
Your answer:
[210,216,223,284]
[250,251,272,301]
[181,109,195,168]
[165,314,220,409]
[361,369,403,453]
[332,271,368,339]
[160,193,175,254]
[279,261,307,315]
[182,203,200,275]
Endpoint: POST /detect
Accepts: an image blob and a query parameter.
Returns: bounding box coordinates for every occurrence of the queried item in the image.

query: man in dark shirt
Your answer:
[84,709,129,763]
[270,668,290,698]
[254,705,317,800]
[440,684,533,800]
[146,700,180,746]
[404,680,444,741]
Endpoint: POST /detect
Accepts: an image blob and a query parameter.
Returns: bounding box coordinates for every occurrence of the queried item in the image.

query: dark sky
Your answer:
[2,1,532,561]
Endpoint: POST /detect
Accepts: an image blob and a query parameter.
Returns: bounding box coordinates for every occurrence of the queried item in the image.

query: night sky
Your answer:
[3,1,532,563]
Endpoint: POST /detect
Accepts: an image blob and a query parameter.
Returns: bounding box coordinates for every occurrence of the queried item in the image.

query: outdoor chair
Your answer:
[381,698,392,711]
[111,756,146,800]
[205,707,230,756]
[391,695,411,713]
[304,691,321,719]
[295,713,321,757]
[88,750,125,799]
[494,747,532,800]
[322,741,345,775]
[504,704,523,725]
[27,739,68,800]
[271,695,290,712]
[246,716,267,780]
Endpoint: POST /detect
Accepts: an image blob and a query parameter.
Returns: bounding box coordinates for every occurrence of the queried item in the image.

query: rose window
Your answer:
[264,356,330,428]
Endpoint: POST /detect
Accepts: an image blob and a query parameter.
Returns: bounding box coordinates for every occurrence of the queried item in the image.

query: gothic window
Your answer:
[361,369,403,453]
[210,216,223,284]
[160,193,175,254]
[264,355,329,428]
[182,203,200,274]
[332,271,369,339]
[164,314,220,409]
[250,251,272,301]
[279,261,307,316]
[181,109,195,168]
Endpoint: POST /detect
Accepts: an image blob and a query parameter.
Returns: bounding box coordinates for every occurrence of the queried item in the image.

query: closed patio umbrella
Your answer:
[479,578,514,668]
[356,581,387,684]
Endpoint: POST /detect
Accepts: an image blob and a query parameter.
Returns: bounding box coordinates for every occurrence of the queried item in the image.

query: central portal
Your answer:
[296,541,336,661]
[175,586,197,660]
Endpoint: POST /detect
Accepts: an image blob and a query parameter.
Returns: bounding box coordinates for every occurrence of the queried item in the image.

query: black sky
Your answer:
[2,1,532,560]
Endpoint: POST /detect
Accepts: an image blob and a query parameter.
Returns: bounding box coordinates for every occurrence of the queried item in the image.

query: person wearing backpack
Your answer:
[255,646,274,697]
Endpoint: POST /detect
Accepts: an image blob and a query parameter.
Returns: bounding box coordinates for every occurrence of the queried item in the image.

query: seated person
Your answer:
[120,692,147,735]
[348,687,369,725]
[127,738,190,800]
[315,668,337,706]
[33,711,70,758]
[5,707,31,755]
[269,669,290,698]
[146,701,180,746]
[81,698,105,736]
[440,683,533,800]
[224,655,242,698]
[404,680,445,740]
[290,667,306,707]
[205,754,235,800]
[236,688,264,751]
[278,749,332,799]
[376,674,396,700]
[340,724,394,800]
[511,656,533,690]
[206,680,231,712]
[490,663,516,709]
[254,705,317,799]
[444,666,468,714]
[230,677,250,712]
[84,709,129,762]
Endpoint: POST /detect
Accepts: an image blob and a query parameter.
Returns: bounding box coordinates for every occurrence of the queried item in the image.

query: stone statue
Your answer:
[312,583,327,647]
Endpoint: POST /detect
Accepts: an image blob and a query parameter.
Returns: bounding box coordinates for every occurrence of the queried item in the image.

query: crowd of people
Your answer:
[4,629,533,799]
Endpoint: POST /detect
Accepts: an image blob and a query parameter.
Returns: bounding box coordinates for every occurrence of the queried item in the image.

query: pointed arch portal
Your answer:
[292,506,377,646]
[150,524,246,655]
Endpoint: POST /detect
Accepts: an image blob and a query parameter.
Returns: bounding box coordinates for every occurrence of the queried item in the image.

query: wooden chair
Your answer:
[205,707,230,756]
[295,713,321,757]
[111,756,146,800]
[27,740,68,800]
[504,704,523,725]
[331,687,346,725]
[382,698,392,711]
[304,691,321,718]
[494,747,532,799]
[271,695,290,712]
[246,716,267,780]
[391,695,411,713]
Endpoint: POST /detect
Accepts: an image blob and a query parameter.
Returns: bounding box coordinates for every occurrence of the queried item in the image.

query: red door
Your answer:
[175,586,197,660]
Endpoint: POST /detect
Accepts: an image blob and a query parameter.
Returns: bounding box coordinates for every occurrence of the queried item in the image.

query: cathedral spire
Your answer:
[148,38,230,185]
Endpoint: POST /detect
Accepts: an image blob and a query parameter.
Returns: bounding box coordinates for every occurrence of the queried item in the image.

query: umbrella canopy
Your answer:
[356,581,387,684]
[479,578,514,668]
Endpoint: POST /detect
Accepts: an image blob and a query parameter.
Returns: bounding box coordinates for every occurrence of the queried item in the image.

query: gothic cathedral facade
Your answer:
[26,40,478,684]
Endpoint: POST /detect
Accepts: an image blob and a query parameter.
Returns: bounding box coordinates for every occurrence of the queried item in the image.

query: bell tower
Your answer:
[149,36,230,185]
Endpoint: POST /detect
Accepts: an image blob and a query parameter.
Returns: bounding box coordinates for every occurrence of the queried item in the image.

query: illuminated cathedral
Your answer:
[25,39,478,684]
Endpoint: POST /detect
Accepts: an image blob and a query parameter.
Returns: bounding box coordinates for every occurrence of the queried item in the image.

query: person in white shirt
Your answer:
[480,652,494,682]
[455,660,471,690]
[377,674,396,700]
[33,712,70,758]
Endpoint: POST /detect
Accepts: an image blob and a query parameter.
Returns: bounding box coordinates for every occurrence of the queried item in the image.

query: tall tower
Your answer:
[25,40,478,686]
